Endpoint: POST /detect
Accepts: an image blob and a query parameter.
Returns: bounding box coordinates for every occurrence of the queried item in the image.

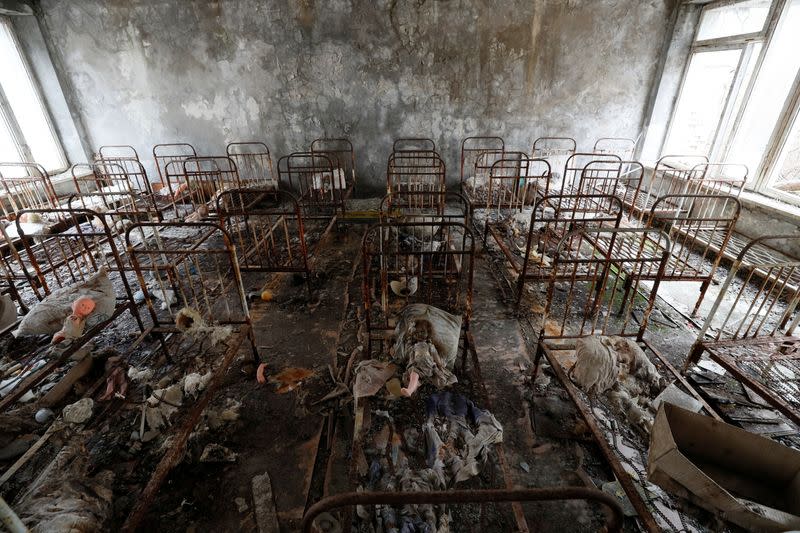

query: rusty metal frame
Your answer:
[310,137,357,195]
[392,137,436,153]
[634,193,742,315]
[0,162,58,216]
[532,226,718,533]
[688,161,748,198]
[355,221,542,531]
[531,137,577,188]
[0,163,60,312]
[386,150,446,198]
[462,151,532,210]
[0,206,144,412]
[278,151,346,219]
[685,235,800,425]
[577,160,646,223]
[160,156,242,220]
[593,137,637,160]
[214,188,322,296]
[459,136,505,185]
[559,152,622,196]
[301,488,623,533]
[620,154,709,222]
[361,220,474,358]
[482,193,622,307]
[125,221,258,364]
[98,144,139,161]
[152,142,197,185]
[226,141,276,189]
[379,190,470,227]
[573,159,624,197]
[71,162,159,219]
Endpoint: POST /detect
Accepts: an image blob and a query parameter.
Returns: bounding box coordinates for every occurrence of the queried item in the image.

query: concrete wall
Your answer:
[35,0,677,193]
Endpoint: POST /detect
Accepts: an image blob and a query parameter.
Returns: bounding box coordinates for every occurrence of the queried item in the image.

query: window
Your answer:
[0,16,66,174]
[661,0,800,205]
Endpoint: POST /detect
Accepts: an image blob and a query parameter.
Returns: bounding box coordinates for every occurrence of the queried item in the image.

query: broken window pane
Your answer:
[726,0,800,182]
[0,18,65,173]
[697,0,771,40]
[664,49,741,157]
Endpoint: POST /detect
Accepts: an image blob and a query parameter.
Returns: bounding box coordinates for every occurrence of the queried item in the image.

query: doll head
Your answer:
[72,296,96,318]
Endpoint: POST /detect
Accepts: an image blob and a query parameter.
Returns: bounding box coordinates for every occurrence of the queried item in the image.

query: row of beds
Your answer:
[0,135,797,530]
[353,136,800,531]
[0,140,358,527]
[459,136,800,531]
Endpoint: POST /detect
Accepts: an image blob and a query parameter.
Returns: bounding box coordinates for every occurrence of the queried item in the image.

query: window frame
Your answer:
[662,0,800,206]
[0,15,67,175]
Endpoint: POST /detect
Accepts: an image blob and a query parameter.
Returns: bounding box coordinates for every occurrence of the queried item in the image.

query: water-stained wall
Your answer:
[34,0,677,192]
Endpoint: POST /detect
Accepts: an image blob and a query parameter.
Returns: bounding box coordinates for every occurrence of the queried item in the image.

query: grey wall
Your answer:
[35,0,677,193]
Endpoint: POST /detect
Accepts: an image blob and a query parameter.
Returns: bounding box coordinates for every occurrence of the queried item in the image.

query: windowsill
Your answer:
[736,188,800,223]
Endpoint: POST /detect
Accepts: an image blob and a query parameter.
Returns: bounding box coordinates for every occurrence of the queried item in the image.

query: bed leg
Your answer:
[692,280,709,317]
[532,341,544,382]
[305,272,313,300]
[684,342,704,372]
[617,273,633,317]
[514,277,525,313]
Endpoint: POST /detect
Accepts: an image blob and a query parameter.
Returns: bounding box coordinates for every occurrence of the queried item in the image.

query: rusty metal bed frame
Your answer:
[685,235,800,426]
[392,137,436,153]
[459,136,505,185]
[124,221,258,364]
[362,220,474,355]
[152,142,197,185]
[278,151,347,219]
[352,221,627,531]
[70,162,159,218]
[577,160,646,223]
[593,137,637,160]
[608,193,742,316]
[489,193,624,308]
[379,190,471,227]
[462,151,532,210]
[0,163,60,314]
[357,220,533,531]
[121,223,258,531]
[310,137,357,198]
[301,488,623,533]
[226,141,276,189]
[214,188,334,296]
[160,156,243,220]
[98,144,140,161]
[559,153,623,196]
[532,226,719,532]
[0,207,144,412]
[386,149,446,198]
[619,155,710,221]
[95,144,154,196]
[531,137,576,190]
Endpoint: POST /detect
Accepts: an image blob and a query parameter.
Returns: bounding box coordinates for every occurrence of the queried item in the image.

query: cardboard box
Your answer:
[648,403,800,532]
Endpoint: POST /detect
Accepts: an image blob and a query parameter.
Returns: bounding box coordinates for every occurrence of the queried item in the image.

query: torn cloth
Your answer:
[353,360,397,398]
[358,391,502,531]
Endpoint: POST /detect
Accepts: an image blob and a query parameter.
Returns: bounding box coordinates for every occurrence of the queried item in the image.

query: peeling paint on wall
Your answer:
[38,0,674,192]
